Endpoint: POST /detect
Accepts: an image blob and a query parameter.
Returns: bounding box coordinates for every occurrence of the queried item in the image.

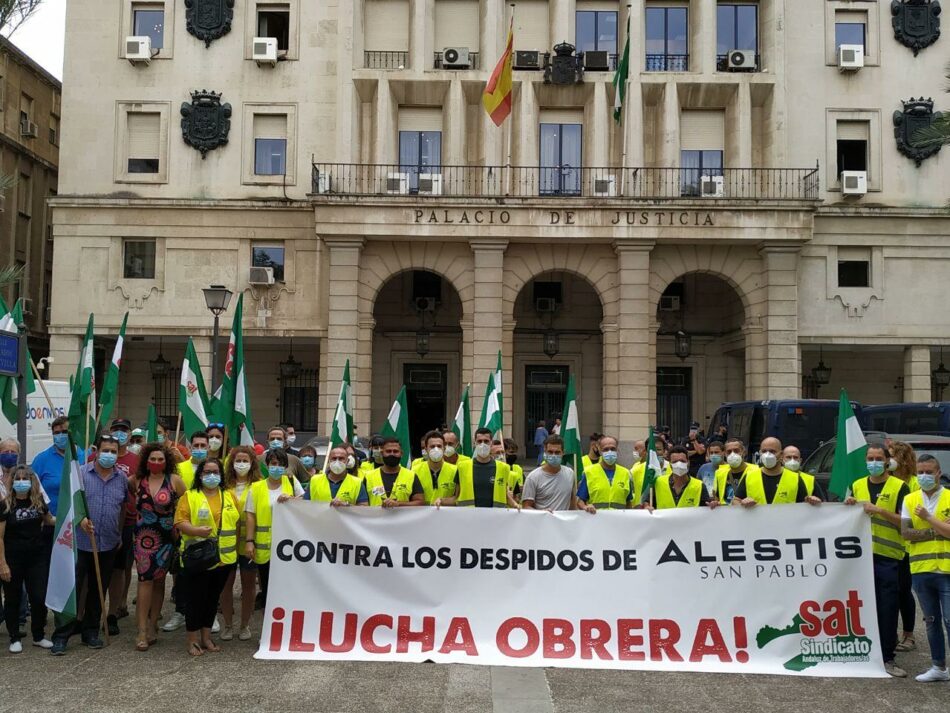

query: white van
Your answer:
[0,380,71,459]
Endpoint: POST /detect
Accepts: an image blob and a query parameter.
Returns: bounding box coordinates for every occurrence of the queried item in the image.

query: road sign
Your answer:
[0,330,19,376]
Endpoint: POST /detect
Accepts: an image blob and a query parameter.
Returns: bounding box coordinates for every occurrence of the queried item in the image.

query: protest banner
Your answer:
[256,503,884,677]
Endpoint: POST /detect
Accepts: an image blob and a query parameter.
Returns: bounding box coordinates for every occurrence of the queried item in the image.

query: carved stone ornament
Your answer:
[180,90,232,158]
[893,97,943,166]
[184,0,235,48]
[891,0,941,55]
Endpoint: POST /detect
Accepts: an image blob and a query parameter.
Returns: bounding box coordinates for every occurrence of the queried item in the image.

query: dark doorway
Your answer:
[656,366,692,441]
[524,365,569,460]
[403,363,448,459]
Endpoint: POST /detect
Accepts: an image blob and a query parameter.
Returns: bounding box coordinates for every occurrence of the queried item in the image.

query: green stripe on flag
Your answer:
[828,388,868,500]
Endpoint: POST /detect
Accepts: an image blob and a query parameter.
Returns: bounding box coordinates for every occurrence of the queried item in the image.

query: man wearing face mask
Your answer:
[781,444,820,499]
[177,431,210,490]
[523,435,579,512]
[361,435,386,476]
[308,446,368,505]
[581,433,603,474]
[128,428,146,455]
[733,437,821,507]
[31,417,84,538]
[364,437,424,508]
[504,438,524,501]
[696,440,729,502]
[261,426,309,485]
[441,431,472,470]
[344,443,361,475]
[646,446,718,510]
[436,429,511,508]
[576,435,635,512]
[715,439,759,505]
[414,431,455,505]
[282,423,300,456]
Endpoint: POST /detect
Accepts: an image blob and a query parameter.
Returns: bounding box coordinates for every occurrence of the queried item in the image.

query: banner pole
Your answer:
[29,360,57,413]
[174,410,182,448]
[87,528,110,646]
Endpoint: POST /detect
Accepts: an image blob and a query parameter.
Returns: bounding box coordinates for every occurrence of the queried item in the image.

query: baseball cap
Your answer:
[110,418,132,430]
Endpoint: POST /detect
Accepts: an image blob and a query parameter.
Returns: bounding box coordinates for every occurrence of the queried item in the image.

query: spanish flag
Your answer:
[482,20,514,126]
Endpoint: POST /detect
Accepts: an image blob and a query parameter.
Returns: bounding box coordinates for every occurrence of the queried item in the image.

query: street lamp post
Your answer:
[203,285,233,393]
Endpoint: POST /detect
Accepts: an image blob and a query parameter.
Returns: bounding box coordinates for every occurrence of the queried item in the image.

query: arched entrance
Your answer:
[655,272,746,440]
[372,269,464,458]
[512,271,604,462]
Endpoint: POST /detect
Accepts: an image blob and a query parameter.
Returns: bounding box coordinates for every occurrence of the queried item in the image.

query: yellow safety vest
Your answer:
[508,463,524,493]
[455,458,509,507]
[715,463,761,504]
[742,468,800,505]
[904,488,950,574]
[654,476,705,509]
[228,479,255,549]
[309,473,364,504]
[851,476,906,560]
[177,460,196,490]
[249,477,294,564]
[364,467,419,507]
[180,488,241,567]
[582,454,595,473]
[413,461,456,505]
[584,464,633,509]
[800,471,816,498]
[360,460,378,476]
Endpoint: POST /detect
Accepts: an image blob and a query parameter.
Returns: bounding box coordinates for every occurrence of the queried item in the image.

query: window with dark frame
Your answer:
[539,123,583,196]
[837,260,870,288]
[575,10,618,54]
[133,4,165,50]
[123,239,157,279]
[281,367,318,431]
[398,130,442,193]
[254,138,287,175]
[645,6,688,71]
[252,244,285,282]
[127,111,161,174]
[835,20,866,53]
[680,149,724,196]
[258,5,291,51]
[716,3,757,56]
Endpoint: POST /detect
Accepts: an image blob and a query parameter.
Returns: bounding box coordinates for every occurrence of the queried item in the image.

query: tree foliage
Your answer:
[912,63,950,148]
[0,0,43,36]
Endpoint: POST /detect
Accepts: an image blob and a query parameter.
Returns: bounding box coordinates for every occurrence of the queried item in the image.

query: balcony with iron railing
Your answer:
[364,50,409,69]
[311,163,821,201]
[645,54,690,72]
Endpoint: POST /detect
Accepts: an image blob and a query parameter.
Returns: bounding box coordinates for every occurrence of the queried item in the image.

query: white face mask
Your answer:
[444,445,457,458]
[346,455,356,469]
[127,443,142,455]
[759,452,778,469]
[630,452,641,464]
[671,461,689,477]
[726,452,744,468]
[233,462,252,476]
[474,443,491,459]
[286,434,296,446]
[784,459,801,472]
[329,459,347,475]
[208,437,223,451]
[428,447,444,462]
[888,458,898,472]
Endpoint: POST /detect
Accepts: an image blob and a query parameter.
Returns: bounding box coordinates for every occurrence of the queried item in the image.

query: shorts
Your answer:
[115,524,135,569]
[237,555,257,572]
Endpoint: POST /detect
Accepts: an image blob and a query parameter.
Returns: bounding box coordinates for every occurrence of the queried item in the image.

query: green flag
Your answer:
[612,15,630,123]
[381,386,412,468]
[478,351,503,436]
[640,428,662,504]
[560,374,581,459]
[828,389,868,500]
[0,297,37,424]
[179,338,211,438]
[45,439,88,620]
[97,312,128,425]
[67,314,96,447]
[213,294,255,446]
[329,359,354,447]
[451,384,473,458]
[146,403,158,443]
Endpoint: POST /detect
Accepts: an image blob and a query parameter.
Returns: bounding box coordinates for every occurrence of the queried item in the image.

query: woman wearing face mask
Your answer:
[131,444,185,651]
[889,440,920,654]
[205,424,226,461]
[244,449,303,602]
[0,466,55,653]
[175,459,240,656]
[0,438,23,497]
[308,446,368,505]
[344,444,361,475]
[219,446,260,642]
[297,445,320,484]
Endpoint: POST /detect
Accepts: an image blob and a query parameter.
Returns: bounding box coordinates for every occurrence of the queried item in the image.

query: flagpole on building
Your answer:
[505,3,515,196]
[619,6,631,195]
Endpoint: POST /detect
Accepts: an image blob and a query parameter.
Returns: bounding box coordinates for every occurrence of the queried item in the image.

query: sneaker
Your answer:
[161,612,186,632]
[49,639,67,656]
[106,615,120,637]
[211,617,221,634]
[81,634,104,650]
[895,637,916,652]
[220,625,233,641]
[32,638,54,650]
[885,661,907,678]
[916,666,950,682]
[9,641,23,654]
[238,626,252,641]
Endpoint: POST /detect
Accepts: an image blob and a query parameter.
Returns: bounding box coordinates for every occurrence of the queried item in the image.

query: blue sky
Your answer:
[4,0,66,80]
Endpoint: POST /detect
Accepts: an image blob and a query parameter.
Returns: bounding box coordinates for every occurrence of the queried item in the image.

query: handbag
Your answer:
[182,537,219,572]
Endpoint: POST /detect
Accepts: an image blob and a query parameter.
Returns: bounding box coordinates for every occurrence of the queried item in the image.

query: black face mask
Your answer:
[506,454,518,465]
[382,455,401,468]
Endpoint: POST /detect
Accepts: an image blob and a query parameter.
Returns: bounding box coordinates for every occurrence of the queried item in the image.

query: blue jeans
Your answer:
[912,571,950,667]
[872,557,899,663]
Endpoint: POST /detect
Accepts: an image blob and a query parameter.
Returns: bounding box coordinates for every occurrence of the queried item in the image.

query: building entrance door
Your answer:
[403,363,447,459]
[656,366,692,441]
[524,365,569,460]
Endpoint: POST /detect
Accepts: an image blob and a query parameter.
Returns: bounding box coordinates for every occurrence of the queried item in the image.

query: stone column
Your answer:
[192,336,215,393]
[410,0,433,72]
[759,245,801,398]
[550,0,573,46]
[460,316,475,390]
[660,82,680,168]
[614,243,654,444]
[743,318,767,400]
[696,0,717,74]
[470,240,508,422]
[374,79,395,163]
[443,78,467,166]
[903,346,933,402]
[48,333,82,381]
[600,320,620,436]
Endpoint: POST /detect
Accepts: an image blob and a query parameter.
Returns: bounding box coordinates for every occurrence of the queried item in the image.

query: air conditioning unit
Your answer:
[658,295,681,312]
[19,118,37,138]
[726,49,756,70]
[125,36,152,65]
[838,44,864,71]
[249,266,275,285]
[514,50,541,70]
[442,47,471,69]
[535,297,558,313]
[253,37,279,67]
[414,297,437,313]
[386,172,409,195]
[841,170,868,196]
[592,175,616,197]
[418,173,442,195]
[313,172,331,194]
[700,175,725,198]
[583,50,610,71]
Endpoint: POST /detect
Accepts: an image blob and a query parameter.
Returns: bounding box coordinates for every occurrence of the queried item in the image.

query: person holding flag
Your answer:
[635,429,666,508]
[450,386,474,458]
[646,446,719,510]
[478,352,504,439]
[734,437,822,507]
[364,437,424,508]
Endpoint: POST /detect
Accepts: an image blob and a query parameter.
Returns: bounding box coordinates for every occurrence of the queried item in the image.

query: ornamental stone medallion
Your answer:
[891,0,942,55]
[893,98,943,166]
[184,0,235,47]
[181,90,232,158]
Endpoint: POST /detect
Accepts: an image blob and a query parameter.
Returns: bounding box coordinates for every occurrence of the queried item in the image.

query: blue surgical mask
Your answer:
[916,473,937,490]
[12,479,31,494]
[156,434,166,444]
[53,433,69,450]
[0,452,18,469]
[201,474,221,489]
[111,431,129,446]
[544,453,562,467]
[301,456,315,469]
[191,448,208,461]
[867,461,885,476]
[269,440,284,450]
[601,451,618,466]
[98,452,118,468]
[710,454,723,466]
[268,465,284,480]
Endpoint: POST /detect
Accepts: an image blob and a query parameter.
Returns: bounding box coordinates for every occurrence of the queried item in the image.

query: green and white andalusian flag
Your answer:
[329,359,354,447]
[179,338,211,438]
[612,15,630,123]
[829,389,868,500]
[214,294,255,446]
[640,427,663,504]
[451,384,473,457]
[0,297,37,424]
[45,441,87,620]
[560,374,581,459]
[97,312,128,426]
[381,386,412,468]
[66,314,96,447]
[478,351,503,436]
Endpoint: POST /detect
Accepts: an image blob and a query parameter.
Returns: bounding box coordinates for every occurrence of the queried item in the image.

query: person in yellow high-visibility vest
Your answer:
[715,438,759,504]
[580,433,603,474]
[504,438,525,501]
[361,435,386,477]
[219,445,261,643]
[781,444,823,500]
[434,429,512,508]
[413,431,455,505]
[576,435,635,511]
[900,453,950,683]
[442,430,472,470]
[644,446,720,510]
[845,443,911,678]
[734,437,822,507]
[364,437,425,508]
[308,445,369,506]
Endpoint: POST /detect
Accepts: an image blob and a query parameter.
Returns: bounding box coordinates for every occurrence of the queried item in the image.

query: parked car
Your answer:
[802,433,950,501]
[861,402,950,435]
[708,399,862,460]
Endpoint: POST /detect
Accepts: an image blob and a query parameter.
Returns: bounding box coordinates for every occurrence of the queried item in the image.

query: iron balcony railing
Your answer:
[433,51,481,70]
[311,163,821,201]
[645,53,690,71]
[363,50,409,69]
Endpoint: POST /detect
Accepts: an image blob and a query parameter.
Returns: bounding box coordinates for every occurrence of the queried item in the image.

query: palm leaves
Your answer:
[912,63,950,148]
